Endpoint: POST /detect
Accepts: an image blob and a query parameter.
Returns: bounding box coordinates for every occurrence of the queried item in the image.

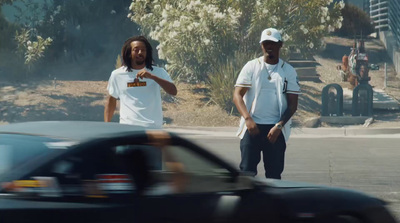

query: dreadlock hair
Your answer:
[121,36,154,71]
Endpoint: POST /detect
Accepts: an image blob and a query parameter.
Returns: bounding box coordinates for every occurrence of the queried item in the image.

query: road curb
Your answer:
[165,126,400,138]
[292,127,400,136]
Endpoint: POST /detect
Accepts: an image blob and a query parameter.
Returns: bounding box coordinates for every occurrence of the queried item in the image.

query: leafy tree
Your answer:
[334,3,375,37]
[2,0,140,80]
[248,0,344,58]
[1,0,53,76]
[0,1,53,79]
[40,0,137,59]
[128,0,345,82]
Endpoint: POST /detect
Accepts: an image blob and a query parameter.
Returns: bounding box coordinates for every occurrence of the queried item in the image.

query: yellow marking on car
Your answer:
[13,180,43,188]
[85,195,108,198]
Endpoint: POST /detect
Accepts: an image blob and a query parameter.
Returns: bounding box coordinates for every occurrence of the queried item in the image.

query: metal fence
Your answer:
[369,0,400,46]
[370,0,389,32]
[370,0,399,76]
[388,0,400,46]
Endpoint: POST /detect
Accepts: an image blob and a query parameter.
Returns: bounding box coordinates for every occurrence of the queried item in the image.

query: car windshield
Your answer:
[0,134,73,177]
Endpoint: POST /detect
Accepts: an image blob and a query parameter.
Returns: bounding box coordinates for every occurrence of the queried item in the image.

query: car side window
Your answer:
[53,146,134,198]
[115,143,233,195]
[15,145,134,199]
[15,139,233,199]
[47,144,166,198]
[164,145,228,175]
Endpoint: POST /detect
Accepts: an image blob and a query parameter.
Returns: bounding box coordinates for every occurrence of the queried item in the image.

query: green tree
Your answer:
[33,0,140,68]
[6,0,53,75]
[2,0,139,79]
[247,0,344,58]
[334,3,375,37]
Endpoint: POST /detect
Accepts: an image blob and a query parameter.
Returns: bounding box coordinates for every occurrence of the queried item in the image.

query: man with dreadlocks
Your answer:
[104,36,177,171]
[104,36,177,128]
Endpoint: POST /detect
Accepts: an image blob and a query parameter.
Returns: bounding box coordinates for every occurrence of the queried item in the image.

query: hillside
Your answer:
[1,36,399,127]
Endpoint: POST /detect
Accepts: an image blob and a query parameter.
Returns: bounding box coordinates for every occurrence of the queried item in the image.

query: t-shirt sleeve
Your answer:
[158,68,174,83]
[235,61,253,87]
[107,72,120,99]
[286,66,301,95]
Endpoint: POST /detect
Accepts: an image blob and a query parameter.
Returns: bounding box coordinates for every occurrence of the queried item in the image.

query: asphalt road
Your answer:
[188,135,400,221]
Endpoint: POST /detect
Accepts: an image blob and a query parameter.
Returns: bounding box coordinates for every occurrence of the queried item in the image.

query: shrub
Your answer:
[207,51,256,115]
[14,28,53,72]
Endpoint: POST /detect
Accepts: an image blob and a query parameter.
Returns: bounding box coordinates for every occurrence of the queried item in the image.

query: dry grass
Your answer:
[0,80,240,126]
[163,82,239,127]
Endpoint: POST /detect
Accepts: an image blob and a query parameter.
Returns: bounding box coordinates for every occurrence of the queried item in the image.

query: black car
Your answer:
[0,121,397,223]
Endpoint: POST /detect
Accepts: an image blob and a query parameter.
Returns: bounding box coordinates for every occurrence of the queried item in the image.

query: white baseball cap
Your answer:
[259,28,282,43]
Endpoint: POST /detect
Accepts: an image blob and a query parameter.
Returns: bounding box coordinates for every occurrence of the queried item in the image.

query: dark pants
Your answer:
[239,124,286,179]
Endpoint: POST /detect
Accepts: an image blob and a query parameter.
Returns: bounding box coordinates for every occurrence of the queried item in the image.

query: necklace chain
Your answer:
[264,62,278,80]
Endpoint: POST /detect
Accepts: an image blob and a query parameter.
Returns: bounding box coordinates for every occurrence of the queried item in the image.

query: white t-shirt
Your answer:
[252,63,280,124]
[107,66,173,129]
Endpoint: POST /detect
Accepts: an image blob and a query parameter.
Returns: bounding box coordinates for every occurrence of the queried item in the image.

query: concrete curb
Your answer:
[291,127,400,137]
[164,126,400,138]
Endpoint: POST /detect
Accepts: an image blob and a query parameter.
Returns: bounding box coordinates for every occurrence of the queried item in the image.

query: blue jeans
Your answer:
[239,124,286,179]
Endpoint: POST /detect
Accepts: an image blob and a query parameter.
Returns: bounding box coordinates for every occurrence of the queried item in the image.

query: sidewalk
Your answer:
[342,87,400,110]
[320,85,400,125]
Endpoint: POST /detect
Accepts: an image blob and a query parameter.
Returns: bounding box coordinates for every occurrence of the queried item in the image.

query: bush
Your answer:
[335,4,375,37]
[14,28,53,73]
[129,0,345,83]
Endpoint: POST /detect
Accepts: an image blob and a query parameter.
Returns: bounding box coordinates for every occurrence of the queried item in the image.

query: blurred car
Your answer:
[0,121,397,223]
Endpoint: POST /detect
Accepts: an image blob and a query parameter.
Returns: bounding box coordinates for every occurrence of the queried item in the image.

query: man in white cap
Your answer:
[233,28,301,179]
